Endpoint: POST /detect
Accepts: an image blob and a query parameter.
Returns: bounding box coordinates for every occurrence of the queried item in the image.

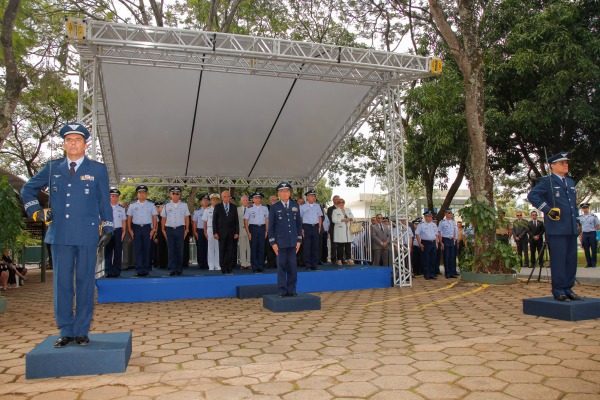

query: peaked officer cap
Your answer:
[199,193,209,200]
[136,185,149,193]
[547,152,569,164]
[276,181,293,191]
[445,208,453,214]
[109,188,121,195]
[580,203,590,208]
[155,201,164,206]
[423,211,432,216]
[209,193,220,199]
[252,191,264,199]
[169,186,182,193]
[59,122,90,141]
[305,189,316,196]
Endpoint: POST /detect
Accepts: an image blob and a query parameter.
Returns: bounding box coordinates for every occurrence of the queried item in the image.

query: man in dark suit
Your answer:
[21,123,113,347]
[528,210,545,268]
[212,190,239,274]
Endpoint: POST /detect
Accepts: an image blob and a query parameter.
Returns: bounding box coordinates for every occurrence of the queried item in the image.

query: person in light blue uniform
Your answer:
[415,212,439,280]
[161,186,190,276]
[104,188,127,278]
[300,189,323,271]
[193,194,209,269]
[527,152,582,301]
[268,181,303,296]
[438,209,458,279]
[244,192,269,273]
[127,185,157,277]
[578,203,599,268]
[21,122,113,348]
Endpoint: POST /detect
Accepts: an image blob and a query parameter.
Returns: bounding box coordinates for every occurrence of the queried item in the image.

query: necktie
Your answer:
[69,161,76,176]
[380,224,383,231]
[534,221,537,228]
[225,204,229,214]
[562,177,568,188]
[284,203,288,210]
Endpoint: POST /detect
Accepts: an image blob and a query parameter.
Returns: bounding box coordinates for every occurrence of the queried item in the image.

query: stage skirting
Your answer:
[96,265,392,303]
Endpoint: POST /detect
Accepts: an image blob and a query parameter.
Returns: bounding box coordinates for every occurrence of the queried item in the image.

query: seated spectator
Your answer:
[2,248,27,288]
[1,261,8,291]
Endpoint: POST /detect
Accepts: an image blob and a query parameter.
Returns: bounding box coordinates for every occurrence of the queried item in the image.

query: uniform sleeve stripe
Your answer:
[103,221,114,227]
[538,202,547,209]
[24,200,39,210]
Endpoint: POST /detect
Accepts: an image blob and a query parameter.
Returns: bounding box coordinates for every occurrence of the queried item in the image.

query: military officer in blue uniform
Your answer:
[127,185,157,277]
[244,192,269,273]
[438,209,458,279]
[105,188,127,278]
[161,186,190,276]
[268,181,303,296]
[578,203,599,268]
[415,211,439,280]
[300,189,323,271]
[21,123,113,347]
[528,152,582,301]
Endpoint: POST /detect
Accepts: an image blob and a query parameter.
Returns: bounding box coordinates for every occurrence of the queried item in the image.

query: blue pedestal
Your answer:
[237,284,278,299]
[523,297,600,321]
[263,293,321,312]
[26,332,132,379]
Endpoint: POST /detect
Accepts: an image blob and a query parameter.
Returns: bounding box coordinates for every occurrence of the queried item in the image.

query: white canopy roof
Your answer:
[71,21,439,187]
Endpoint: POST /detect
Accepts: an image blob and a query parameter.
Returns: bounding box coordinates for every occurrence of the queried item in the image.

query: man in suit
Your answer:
[512,211,530,268]
[528,151,581,301]
[371,214,391,266]
[528,210,545,268]
[327,195,340,264]
[21,123,113,347]
[212,190,239,274]
[268,181,303,296]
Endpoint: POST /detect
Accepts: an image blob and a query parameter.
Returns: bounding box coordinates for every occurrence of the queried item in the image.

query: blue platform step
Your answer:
[237,284,279,299]
[26,332,132,379]
[263,293,321,312]
[523,297,600,321]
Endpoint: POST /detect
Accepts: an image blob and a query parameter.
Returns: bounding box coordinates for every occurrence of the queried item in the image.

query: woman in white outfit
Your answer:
[203,194,221,271]
[331,198,355,266]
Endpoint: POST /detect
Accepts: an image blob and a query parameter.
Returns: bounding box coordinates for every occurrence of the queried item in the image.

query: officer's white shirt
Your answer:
[193,208,205,226]
[416,221,438,241]
[127,200,157,224]
[161,200,190,227]
[202,206,215,228]
[245,204,268,225]
[438,219,458,239]
[580,213,600,232]
[111,204,127,229]
[300,202,323,225]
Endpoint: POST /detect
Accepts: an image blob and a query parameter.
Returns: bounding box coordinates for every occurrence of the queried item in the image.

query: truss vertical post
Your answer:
[384,84,412,287]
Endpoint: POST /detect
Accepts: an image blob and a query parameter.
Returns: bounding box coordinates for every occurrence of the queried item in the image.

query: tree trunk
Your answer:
[435,159,466,221]
[0,0,27,150]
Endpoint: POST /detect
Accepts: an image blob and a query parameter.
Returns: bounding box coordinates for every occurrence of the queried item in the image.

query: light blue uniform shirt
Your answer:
[111,204,127,229]
[579,213,600,232]
[161,201,190,227]
[416,221,438,241]
[193,208,206,228]
[245,204,269,225]
[127,200,157,225]
[438,219,458,239]
[300,202,323,225]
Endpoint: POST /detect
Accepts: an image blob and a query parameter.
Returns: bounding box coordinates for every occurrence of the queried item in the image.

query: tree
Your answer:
[0,175,23,250]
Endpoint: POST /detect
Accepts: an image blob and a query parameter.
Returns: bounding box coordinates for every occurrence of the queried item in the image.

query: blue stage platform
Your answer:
[96,265,392,303]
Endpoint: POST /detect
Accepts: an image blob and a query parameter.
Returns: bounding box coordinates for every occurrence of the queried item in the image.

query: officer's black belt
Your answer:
[166,226,184,230]
[133,223,152,228]
[303,223,319,226]
[421,240,435,243]
[250,224,265,227]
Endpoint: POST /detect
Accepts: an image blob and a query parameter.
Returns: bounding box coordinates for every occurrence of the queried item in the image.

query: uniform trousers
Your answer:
[412,245,422,275]
[303,224,320,268]
[421,240,436,279]
[515,238,529,268]
[238,232,250,266]
[52,244,96,337]
[435,246,442,275]
[266,238,276,268]
[104,227,123,277]
[166,226,185,274]
[218,234,236,274]
[206,227,220,270]
[582,232,597,267]
[547,234,578,297]
[249,225,266,271]
[196,228,208,269]
[321,231,329,263]
[329,227,338,262]
[133,224,152,274]
[277,246,298,295]
[442,237,456,278]
[529,238,544,267]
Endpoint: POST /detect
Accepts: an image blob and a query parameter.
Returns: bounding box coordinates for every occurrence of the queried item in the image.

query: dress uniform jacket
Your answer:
[268,201,303,248]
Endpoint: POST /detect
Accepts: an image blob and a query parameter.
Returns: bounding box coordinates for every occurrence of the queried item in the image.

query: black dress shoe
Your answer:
[53,336,74,348]
[75,336,90,345]
[169,272,176,276]
[554,294,571,302]
[566,293,584,301]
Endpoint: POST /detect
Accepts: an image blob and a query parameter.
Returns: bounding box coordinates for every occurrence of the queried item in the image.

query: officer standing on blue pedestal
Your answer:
[300,189,323,271]
[21,122,113,348]
[161,186,190,276]
[268,181,303,297]
[127,185,157,277]
[438,209,458,279]
[245,192,269,273]
[578,203,599,268]
[528,152,583,301]
[105,188,127,278]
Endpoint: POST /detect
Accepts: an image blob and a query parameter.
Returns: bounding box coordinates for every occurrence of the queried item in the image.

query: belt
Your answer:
[133,223,152,228]
[421,240,435,243]
[166,226,184,229]
[442,236,454,240]
[250,224,265,227]
[303,223,319,227]
[582,231,596,234]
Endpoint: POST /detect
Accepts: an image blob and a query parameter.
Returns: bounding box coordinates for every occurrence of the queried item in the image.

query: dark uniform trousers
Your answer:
[133,223,152,274]
[302,224,320,268]
[266,238,276,268]
[547,235,578,295]
[582,232,597,267]
[277,247,298,295]
[167,226,185,273]
[249,224,266,271]
[412,245,422,275]
[104,227,123,277]
[435,246,442,275]
[196,228,208,269]
[442,237,456,278]
[421,240,437,279]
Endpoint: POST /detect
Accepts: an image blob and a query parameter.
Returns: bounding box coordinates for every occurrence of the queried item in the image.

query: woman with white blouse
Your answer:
[331,199,355,266]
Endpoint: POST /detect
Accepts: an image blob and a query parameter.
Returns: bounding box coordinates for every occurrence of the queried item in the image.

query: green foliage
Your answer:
[459,197,520,274]
[0,176,24,251]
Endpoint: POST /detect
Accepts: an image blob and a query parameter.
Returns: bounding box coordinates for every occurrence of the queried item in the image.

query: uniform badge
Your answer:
[292,207,298,212]
[556,192,560,198]
[85,188,90,194]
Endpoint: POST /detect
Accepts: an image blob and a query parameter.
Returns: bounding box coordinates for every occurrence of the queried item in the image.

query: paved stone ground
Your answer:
[1,270,599,400]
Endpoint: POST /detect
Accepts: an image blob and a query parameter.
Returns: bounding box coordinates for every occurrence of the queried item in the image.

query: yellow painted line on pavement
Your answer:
[363,281,459,307]
[408,284,490,311]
